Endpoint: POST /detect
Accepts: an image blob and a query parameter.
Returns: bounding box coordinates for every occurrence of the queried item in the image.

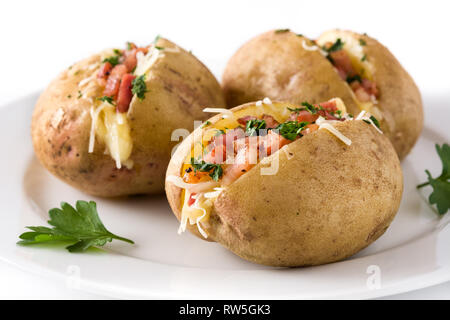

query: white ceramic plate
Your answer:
[0,92,449,299]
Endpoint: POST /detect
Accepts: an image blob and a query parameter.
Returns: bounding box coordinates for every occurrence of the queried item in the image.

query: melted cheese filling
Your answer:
[91,102,133,169]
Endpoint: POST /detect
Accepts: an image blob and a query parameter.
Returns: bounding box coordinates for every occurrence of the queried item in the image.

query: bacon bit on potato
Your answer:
[97,62,113,79]
[116,74,136,113]
[103,64,128,97]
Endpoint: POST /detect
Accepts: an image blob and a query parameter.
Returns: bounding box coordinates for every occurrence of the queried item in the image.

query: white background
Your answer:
[0,0,449,299]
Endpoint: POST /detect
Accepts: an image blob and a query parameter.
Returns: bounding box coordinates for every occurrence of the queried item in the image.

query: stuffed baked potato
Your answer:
[222,29,423,160]
[32,37,225,197]
[166,98,403,267]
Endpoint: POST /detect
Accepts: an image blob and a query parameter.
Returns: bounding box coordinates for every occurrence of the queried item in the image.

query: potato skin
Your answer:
[32,38,225,197]
[222,31,360,114]
[166,103,403,267]
[318,30,423,160]
[222,29,423,160]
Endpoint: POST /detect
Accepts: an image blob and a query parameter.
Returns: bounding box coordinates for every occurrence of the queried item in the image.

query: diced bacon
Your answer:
[361,78,379,97]
[329,50,355,78]
[97,62,113,79]
[261,114,279,128]
[289,110,319,123]
[315,100,337,112]
[123,47,149,73]
[187,193,197,206]
[116,74,136,113]
[103,64,128,97]
[355,86,371,102]
[304,123,319,134]
[237,115,257,126]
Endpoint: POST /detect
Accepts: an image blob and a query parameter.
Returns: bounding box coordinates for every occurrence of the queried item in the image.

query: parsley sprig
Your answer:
[190,158,223,181]
[323,38,344,53]
[276,121,308,140]
[102,55,120,66]
[417,143,450,215]
[245,119,266,136]
[18,201,134,252]
[131,75,147,100]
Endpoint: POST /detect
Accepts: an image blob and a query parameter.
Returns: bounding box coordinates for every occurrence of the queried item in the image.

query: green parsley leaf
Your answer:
[275,29,290,33]
[77,90,82,99]
[245,119,266,136]
[276,121,308,140]
[417,143,450,215]
[346,74,362,84]
[97,96,115,105]
[17,201,134,252]
[190,158,223,181]
[287,102,319,115]
[361,54,367,62]
[359,39,367,46]
[201,121,211,128]
[131,75,147,100]
[324,38,344,53]
[102,55,120,66]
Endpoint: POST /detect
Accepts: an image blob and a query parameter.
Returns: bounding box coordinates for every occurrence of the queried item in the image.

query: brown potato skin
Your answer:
[32,38,225,197]
[222,31,360,114]
[222,29,423,160]
[166,102,403,267]
[318,30,423,160]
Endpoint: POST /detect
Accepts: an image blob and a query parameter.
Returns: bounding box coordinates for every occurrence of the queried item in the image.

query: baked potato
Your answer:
[32,37,225,197]
[166,98,403,267]
[222,29,423,160]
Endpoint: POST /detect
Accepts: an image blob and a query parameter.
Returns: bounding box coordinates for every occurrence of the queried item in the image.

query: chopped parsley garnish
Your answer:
[369,115,380,128]
[324,38,344,53]
[190,158,223,181]
[113,49,122,55]
[202,121,211,128]
[77,90,82,99]
[296,34,303,37]
[127,42,133,50]
[359,39,367,46]
[361,54,367,62]
[288,102,319,114]
[275,29,290,33]
[97,96,115,105]
[67,94,72,99]
[417,143,450,215]
[131,75,147,100]
[276,121,308,140]
[215,129,226,136]
[346,74,362,83]
[17,201,134,252]
[102,55,120,66]
[245,119,266,136]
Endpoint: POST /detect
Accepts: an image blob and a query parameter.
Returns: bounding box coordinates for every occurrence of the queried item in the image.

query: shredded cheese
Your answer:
[302,39,328,56]
[166,175,219,193]
[316,116,352,145]
[262,97,272,105]
[88,103,109,153]
[203,107,233,119]
[134,47,161,77]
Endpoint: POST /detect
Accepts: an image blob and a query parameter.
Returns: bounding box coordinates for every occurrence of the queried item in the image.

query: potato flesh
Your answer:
[94,104,132,168]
